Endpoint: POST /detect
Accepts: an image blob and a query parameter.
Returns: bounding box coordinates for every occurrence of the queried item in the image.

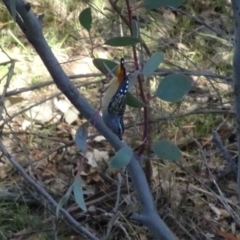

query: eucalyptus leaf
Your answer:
[73,175,87,212]
[128,70,140,91]
[79,7,92,32]
[152,140,182,162]
[93,58,118,75]
[56,184,73,218]
[109,147,133,170]
[125,92,144,108]
[156,74,191,102]
[142,52,164,77]
[75,121,89,153]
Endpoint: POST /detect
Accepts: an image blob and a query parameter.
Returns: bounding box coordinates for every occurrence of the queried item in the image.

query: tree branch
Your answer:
[2,0,176,239]
[212,131,237,174]
[231,0,240,198]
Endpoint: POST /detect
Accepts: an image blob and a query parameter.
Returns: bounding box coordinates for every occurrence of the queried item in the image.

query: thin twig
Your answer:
[105,173,122,239]
[0,80,102,128]
[1,75,102,98]
[0,60,15,120]
[125,0,149,155]
[170,6,232,44]
[212,131,237,174]
[194,138,240,226]
[154,69,232,83]
[168,213,196,240]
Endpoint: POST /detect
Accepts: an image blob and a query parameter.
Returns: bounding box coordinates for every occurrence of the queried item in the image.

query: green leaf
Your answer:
[104,36,140,47]
[152,140,182,162]
[56,184,73,218]
[79,7,92,32]
[75,121,89,153]
[131,19,140,38]
[109,147,133,170]
[156,74,191,102]
[128,70,140,91]
[93,58,118,75]
[144,0,185,9]
[142,52,164,77]
[125,92,144,108]
[73,175,87,212]
[9,0,16,21]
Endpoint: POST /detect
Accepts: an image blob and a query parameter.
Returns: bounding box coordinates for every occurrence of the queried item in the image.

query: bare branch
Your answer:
[2,74,102,98]
[212,131,237,174]
[0,60,15,119]
[105,173,122,239]
[154,69,232,83]
[231,0,240,198]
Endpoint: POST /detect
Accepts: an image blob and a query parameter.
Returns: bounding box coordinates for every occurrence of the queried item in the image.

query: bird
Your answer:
[102,58,129,140]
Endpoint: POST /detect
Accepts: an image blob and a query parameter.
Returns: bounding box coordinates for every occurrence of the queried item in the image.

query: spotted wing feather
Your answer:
[108,76,129,115]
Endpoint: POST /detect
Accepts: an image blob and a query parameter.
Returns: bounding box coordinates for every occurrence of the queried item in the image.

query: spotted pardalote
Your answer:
[102,58,129,140]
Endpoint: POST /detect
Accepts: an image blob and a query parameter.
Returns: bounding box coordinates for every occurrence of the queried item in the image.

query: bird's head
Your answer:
[102,58,129,113]
[115,58,126,85]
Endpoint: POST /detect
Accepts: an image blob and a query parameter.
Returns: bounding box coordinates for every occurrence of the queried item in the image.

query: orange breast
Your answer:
[115,65,124,85]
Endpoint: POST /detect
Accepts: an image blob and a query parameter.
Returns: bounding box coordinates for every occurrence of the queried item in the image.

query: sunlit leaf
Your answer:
[73,175,87,212]
[104,36,140,46]
[125,92,144,108]
[93,58,118,75]
[156,74,191,102]
[79,7,92,31]
[56,184,73,218]
[144,0,185,9]
[109,147,133,170]
[75,121,89,153]
[152,140,182,162]
[142,52,164,77]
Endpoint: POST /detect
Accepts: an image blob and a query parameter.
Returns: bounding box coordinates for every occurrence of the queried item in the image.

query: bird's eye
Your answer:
[120,58,125,68]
